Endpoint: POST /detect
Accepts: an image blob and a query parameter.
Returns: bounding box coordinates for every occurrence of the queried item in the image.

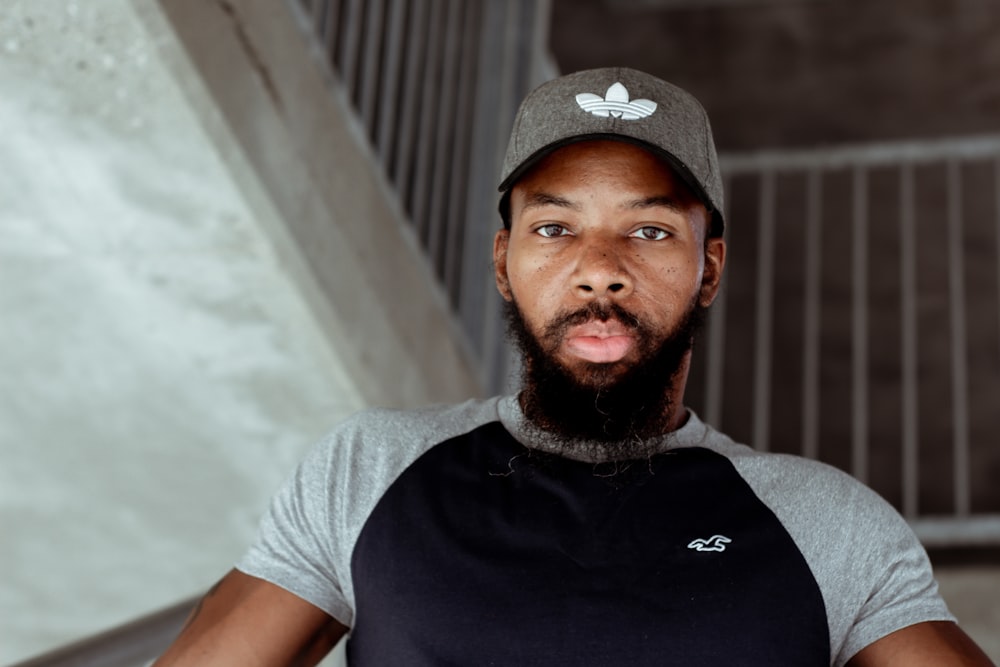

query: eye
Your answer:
[632,226,670,241]
[536,223,570,238]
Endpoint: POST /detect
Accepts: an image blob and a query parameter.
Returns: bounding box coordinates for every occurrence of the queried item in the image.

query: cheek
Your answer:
[507,262,564,328]
[660,253,704,290]
[509,276,552,318]
[639,260,704,311]
[507,249,557,295]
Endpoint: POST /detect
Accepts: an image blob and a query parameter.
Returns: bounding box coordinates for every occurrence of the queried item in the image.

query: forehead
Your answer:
[511,139,700,204]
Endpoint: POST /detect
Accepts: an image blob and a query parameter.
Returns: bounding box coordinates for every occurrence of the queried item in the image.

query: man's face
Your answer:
[494,140,726,443]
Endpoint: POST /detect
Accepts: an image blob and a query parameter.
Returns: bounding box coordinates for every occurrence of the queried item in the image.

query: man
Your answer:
[154,68,994,666]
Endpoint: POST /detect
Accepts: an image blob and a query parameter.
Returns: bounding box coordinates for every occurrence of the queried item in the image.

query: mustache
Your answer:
[544,302,644,336]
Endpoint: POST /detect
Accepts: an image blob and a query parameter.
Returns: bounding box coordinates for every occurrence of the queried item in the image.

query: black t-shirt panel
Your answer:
[349,421,830,665]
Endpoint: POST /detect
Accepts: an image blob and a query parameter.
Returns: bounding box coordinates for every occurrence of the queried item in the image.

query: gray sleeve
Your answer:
[828,481,955,665]
[234,398,502,628]
[235,429,355,625]
[731,453,954,666]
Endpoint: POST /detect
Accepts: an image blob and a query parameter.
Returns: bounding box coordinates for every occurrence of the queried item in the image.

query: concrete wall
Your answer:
[0,0,480,662]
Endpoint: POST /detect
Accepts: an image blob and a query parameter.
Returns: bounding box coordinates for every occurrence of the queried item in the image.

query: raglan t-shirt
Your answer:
[236,395,954,666]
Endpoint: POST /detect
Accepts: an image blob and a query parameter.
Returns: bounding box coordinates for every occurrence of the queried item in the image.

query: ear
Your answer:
[493,229,513,301]
[699,237,726,307]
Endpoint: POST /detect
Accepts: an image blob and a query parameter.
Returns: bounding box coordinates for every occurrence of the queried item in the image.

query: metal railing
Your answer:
[290,0,554,391]
[693,134,1000,546]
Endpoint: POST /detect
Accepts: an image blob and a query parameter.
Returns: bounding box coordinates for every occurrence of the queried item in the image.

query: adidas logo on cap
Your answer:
[576,82,657,120]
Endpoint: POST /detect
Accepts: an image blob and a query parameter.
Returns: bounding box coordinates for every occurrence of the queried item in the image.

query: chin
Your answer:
[562,359,634,389]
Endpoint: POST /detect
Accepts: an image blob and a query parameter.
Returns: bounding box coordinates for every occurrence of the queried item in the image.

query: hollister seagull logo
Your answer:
[576,82,657,120]
[687,535,732,552]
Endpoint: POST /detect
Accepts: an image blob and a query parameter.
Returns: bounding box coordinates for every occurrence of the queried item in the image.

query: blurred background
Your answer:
[2,0,998,664]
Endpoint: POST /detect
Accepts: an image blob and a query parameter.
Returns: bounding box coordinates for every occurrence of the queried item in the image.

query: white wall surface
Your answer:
[0,1,366,661]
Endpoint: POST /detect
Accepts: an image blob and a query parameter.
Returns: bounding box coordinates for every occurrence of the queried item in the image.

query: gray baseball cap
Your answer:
[498,67,724,235]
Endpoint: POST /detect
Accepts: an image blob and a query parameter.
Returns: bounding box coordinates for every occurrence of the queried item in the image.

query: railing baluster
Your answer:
[900,163,919,519]
[310,0,325,36]
[753,170,776,451]
[375,0,407,162]
[947,159,971,516]
[443,0,484,302]
[322,0,341,64]
[410,0,446,238]
[427,0,465,272]
[337,0,363,100]
[996,157,1000,382]
[392,0,429,207]
[802,168,822,460]
[358,0,386,132]
[852,166,869,484]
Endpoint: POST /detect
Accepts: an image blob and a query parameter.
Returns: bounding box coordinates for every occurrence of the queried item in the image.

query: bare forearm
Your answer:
[847,621,995,667]
[153,570,348,667]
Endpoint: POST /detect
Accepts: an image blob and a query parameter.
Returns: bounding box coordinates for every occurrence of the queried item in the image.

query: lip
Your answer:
[563,321,636,363]
[566,319,635,338]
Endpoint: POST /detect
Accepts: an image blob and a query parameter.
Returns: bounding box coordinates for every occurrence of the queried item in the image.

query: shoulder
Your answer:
[691,421,953,664]
[674,415,896,545]
[326,395,507,457]
[734,449,880,510]
[236,396,509,623]
[272,394,509,540]
[343,395,507,436]
[725,447,911,562]
[303,396,509,491]
[684,418,890,520]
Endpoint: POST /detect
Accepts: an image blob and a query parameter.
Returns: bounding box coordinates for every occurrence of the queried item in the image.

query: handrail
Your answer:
[6,596,197,667]
[719,132,1000,172]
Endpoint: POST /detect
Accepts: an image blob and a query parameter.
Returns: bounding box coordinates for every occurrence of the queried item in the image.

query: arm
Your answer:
[153,569,349,667]
[847,621,995,667]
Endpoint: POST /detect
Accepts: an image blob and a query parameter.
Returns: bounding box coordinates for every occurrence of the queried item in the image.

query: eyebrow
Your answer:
[623,195,686,213]
[519,192,583,212]
[519,192,688,215]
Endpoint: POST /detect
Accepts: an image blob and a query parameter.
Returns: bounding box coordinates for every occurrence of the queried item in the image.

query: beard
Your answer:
[505,296,706,458]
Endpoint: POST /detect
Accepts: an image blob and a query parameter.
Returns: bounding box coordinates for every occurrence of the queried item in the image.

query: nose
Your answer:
[572,237,633,299]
